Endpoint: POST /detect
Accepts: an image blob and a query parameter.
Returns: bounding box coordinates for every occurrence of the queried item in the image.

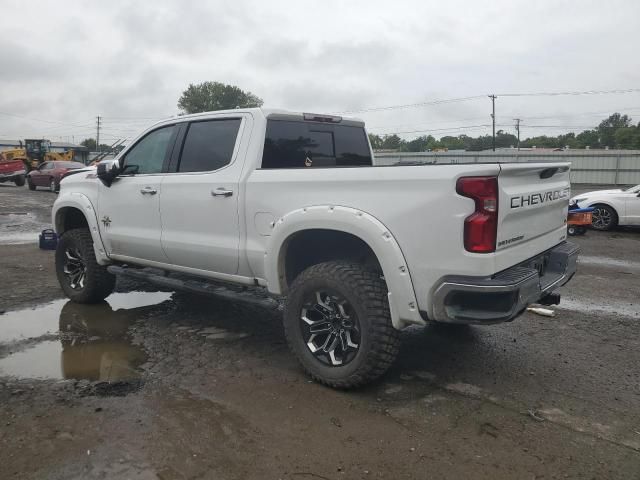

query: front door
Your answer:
[625,186,640,224]
[160,116,247,274]
[97,124,177,263]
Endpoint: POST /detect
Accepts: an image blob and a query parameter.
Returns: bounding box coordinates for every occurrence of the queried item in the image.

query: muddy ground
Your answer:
[1,183,639,479]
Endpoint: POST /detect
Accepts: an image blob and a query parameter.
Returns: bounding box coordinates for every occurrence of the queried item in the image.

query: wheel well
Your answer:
[56,207,89,234]
[591,202,617,212]
[280,229,381,291]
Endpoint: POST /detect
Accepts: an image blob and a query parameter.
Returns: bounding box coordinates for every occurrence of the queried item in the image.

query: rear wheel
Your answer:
[27,177,36,190]
[14,175,25,187]
[283,261,400,389]
[591,204,618,231]
[567,225,577,236]
[55,228,115,303]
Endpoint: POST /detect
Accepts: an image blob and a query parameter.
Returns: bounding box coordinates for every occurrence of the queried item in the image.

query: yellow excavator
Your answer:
[1,139,75,171]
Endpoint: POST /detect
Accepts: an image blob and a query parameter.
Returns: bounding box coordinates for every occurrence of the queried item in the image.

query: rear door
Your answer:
[495,163,571,266]
[160,115,249,274]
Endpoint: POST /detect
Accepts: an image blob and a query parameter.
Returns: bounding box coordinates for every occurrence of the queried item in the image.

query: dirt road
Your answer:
[1,183,639,479]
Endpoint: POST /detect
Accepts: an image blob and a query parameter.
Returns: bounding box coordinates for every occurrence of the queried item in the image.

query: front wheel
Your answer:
[14,175,25,187]
[55,228,115,303]
[49,178,58,193]
[27,177,36,190]
[283,261,401,389]
[591,204,618,231]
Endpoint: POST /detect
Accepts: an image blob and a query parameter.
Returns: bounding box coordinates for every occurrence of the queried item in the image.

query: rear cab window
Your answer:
[261,118,372,169]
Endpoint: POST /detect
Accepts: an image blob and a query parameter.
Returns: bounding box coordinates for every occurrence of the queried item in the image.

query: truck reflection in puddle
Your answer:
[0,292,172,380]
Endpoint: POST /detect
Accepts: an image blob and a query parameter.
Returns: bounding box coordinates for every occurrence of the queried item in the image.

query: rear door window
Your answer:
[177,119,241,172]
[262,120,372,169]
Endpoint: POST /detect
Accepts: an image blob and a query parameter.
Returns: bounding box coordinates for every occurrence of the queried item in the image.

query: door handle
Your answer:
[211,188,233,197]
[140,187,157,195]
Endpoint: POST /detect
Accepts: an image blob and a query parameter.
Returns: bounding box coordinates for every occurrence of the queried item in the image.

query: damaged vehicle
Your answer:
[52,108,579,388]
[570,184,640,230]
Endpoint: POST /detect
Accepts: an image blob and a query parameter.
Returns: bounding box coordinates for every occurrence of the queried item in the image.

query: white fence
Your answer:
[374,152,640,185]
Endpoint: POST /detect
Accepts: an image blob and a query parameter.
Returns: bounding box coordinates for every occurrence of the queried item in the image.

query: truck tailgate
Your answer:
[495,162,570,269]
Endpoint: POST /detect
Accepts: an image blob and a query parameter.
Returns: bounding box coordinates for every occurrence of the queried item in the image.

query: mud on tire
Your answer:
[283,261,401,389]
[55,228,115,303]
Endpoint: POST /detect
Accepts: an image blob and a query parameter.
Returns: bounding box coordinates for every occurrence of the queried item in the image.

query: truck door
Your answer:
[97,124,178,263]
[160,115,250,274]
[625,185,640,224]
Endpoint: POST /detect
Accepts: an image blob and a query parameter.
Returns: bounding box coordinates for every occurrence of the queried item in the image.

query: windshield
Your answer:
[624,184,640,193]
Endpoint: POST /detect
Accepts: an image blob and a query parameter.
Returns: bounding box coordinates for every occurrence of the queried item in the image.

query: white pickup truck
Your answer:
[52,108,578,388]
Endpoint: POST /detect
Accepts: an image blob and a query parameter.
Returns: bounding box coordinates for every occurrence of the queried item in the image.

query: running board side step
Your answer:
[107,265,281,310]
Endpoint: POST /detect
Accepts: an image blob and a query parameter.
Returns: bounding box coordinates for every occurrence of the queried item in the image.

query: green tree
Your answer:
[368,133,383,150]
[380,134,403,150]
[575,129,600,149]
[402,135,434,152]
[597,113,632,147]
[614,126,640,149]
[178,81,263,114]
[80,138,96,150]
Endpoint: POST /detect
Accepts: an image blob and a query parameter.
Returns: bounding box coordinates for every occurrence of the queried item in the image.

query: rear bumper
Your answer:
[431,241,579,324]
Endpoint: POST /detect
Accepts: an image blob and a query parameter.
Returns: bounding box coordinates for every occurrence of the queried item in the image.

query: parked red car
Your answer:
[27,161,85,192]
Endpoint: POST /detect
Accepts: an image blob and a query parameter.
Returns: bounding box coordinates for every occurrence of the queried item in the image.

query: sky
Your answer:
[1,0,639,145]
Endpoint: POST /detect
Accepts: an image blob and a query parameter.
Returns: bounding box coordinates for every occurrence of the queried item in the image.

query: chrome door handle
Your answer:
[140,187,157,195]
[211,188,233,197]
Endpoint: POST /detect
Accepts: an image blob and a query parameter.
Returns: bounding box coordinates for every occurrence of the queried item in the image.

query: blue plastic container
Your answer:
[39,229,58,250]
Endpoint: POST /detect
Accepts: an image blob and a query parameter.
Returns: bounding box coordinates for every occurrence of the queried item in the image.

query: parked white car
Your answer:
[570,184,640,230]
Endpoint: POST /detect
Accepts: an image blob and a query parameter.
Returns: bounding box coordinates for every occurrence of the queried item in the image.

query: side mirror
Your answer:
[97,162,120,187]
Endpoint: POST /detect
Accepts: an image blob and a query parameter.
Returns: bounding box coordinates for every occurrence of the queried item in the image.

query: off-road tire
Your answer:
[27,177,36,190]
[14,175,25,187]
[591,204,618,231]
[284,261,401,389]
[55,228,115,303]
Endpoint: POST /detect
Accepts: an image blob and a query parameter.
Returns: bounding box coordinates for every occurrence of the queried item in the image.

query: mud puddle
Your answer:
[0,212,50,245]
[0,291,172,381]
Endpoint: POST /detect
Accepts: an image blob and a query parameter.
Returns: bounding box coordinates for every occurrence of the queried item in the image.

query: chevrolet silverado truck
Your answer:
[52,108,578,388]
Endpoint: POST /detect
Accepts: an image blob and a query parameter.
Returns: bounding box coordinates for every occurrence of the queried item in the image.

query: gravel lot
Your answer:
[1,182,639,479]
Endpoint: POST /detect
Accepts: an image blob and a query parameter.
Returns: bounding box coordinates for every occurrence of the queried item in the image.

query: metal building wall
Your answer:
[373,152,640,185]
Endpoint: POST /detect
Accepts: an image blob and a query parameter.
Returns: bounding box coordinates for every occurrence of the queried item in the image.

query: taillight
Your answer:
[456,176,498,253]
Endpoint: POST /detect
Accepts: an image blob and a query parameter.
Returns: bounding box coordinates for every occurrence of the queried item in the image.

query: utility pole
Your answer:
[96,115,101,153]
[489,95,497,151]
[514,118,521,150]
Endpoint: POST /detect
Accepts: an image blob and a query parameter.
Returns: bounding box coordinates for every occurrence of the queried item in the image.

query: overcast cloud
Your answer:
[1,0,639,143]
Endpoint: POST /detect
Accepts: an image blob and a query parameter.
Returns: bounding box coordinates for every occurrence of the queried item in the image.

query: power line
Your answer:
[497,88,640,97]
[334,95,486,114]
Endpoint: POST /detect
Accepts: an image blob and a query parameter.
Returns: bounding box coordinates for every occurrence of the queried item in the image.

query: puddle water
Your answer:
[0,291,172,381]
[0,212,50,245]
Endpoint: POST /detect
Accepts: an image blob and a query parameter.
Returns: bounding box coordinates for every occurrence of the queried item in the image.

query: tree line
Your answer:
[368,113,640,151]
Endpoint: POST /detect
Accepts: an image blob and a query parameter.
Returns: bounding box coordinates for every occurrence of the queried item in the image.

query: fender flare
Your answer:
[53,193,110,265]
[264,205,425,329]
